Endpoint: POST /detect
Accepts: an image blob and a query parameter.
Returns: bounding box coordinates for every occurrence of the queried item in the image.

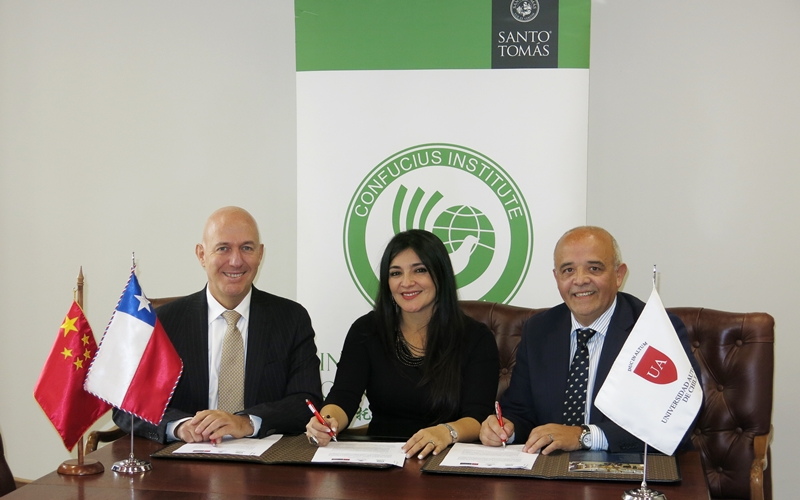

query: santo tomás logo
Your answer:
[510,0,539,22]
[343,143,533,305]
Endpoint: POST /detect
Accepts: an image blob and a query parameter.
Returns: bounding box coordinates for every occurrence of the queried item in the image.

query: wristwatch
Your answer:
[441,423,458,444]
[579,424,592,450]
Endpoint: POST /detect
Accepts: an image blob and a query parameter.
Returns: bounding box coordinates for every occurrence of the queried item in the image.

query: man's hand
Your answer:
[177,410,254,443]
[522,424,582,455]
[480,415,515,446]
[175,420,205,443]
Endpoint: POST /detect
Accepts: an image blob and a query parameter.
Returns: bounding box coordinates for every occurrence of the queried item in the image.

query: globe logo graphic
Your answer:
[432,205,495,288]
[344,143,532,304]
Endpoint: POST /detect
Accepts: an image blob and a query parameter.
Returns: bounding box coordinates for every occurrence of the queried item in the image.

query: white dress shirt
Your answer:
[166,287,261,441]
[569,297,617,450]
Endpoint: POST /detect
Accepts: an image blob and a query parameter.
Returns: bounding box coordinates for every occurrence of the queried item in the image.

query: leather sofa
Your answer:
[460,300,775,500]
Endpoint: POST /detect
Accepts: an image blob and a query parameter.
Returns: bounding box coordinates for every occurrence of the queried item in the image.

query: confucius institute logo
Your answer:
[343,143,533,305]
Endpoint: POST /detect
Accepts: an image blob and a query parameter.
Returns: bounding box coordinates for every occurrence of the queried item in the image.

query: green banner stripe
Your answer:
[295,0,490,71]
[296,1,590,71]
[558,0,591,68]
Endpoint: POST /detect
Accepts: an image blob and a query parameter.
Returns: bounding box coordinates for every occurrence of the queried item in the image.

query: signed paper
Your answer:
[439,443,537,469]
[173,434,282,456]
[311,441,406,467]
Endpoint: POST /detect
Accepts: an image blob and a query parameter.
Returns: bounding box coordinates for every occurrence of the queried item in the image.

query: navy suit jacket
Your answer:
[113,286,323,443]
[500,292,701,452]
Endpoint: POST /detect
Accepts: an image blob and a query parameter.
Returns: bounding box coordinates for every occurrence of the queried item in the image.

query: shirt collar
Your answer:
[570,296,618,337]
[205,286,252,324]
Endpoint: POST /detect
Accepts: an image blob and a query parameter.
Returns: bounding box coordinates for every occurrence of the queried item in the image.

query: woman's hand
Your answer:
[402,424,452,459]
[304,404,348,446]
[305,414,339,446]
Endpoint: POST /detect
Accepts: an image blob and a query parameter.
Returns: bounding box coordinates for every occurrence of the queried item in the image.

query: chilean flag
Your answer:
[85,270,183,425]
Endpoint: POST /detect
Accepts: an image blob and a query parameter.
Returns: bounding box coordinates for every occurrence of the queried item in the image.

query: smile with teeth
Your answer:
[224,272,245,278]
[574,291,594,297]
[400,291,421,299]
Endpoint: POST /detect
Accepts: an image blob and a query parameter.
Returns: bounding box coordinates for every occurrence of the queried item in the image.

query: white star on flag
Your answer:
[135,294,151,312]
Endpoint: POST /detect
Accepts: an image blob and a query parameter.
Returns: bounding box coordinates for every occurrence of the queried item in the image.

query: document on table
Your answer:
[311,441,406,467]
[173,434,282,456]
[439,443,538,469]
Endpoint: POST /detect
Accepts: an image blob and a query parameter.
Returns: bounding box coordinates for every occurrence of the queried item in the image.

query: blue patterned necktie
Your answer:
[562,328,596,425]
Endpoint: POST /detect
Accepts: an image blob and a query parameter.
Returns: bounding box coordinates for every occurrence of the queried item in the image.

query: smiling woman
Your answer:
[305,230,499,460]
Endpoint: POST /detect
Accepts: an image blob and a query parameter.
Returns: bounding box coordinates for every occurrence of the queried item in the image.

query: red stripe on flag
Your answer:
[119,319,183,424]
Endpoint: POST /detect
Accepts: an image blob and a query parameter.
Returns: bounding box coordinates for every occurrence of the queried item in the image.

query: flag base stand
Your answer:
[111,455,152,474]
[621,444,666,500]
[57,436,104,475]
[111,415,152,473]
[57,458,104,476]
[622,487,666,500]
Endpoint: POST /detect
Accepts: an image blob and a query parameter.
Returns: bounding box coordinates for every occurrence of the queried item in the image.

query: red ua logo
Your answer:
[633,346,677,384]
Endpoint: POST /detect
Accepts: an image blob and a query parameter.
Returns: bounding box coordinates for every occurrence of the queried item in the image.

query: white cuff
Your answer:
[587,424,608,450]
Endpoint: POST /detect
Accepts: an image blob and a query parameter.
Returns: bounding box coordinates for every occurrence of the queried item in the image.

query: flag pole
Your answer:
[110,413,152,473]
[621,266,666,500]
[110,255,153,474]
[56,267,105,476]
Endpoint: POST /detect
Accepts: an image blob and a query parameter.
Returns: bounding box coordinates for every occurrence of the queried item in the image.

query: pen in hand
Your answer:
[495,401,507,448]
[306,399,337,442]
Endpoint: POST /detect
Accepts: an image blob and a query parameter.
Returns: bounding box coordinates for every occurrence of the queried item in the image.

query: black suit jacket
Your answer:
[500,292,701,452]
[113,286,323,443]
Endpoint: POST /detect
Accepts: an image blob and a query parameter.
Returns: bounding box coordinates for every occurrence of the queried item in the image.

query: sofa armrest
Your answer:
[86,426,127,454]
[750,424,773,500]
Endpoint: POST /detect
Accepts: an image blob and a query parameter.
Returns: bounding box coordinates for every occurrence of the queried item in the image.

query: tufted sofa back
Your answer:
[459,301,774,500]
[671,307,774,500]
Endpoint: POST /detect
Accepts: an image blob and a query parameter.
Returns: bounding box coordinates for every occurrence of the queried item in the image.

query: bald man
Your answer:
[480,226,700,454]
[114,207,323,443]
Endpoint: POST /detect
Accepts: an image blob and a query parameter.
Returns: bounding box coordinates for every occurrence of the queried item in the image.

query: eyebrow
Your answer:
[389,262,425,269]
[559,260,605,270]
[215,240,257,247]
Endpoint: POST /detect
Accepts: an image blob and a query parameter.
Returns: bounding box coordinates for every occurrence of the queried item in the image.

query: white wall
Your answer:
[0,1,795,498]
[587,2,799,498]
[0,0,298,479]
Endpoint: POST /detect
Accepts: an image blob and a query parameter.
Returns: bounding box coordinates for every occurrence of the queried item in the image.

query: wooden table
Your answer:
[7,437,711,499]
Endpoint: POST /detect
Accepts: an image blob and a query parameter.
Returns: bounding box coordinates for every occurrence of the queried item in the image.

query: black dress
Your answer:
[324,311,499,438]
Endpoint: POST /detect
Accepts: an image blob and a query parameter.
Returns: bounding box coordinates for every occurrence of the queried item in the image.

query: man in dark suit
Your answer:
[114,206,322,443]
[480,226,699,453]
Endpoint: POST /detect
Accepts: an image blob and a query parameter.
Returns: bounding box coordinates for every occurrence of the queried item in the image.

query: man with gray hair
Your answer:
[480,226,699,453]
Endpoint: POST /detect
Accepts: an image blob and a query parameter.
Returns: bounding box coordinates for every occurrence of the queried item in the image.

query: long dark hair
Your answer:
[374,229,465,420]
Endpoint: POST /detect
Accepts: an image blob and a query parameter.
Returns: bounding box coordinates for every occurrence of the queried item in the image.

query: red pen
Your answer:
[495,401,507,448]
[306,399,337,442]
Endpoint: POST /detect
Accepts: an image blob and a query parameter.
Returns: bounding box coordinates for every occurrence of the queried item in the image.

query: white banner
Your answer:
[296,0,591,425]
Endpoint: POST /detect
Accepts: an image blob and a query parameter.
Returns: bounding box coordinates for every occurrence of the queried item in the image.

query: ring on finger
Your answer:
[307,433,319,446]
[427,440,435,447]
[548,433,554,443]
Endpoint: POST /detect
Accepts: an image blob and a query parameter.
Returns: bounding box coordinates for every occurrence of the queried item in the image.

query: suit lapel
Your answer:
[244,287,269,406]
[593,294,636,403]
[546,308,573,424]
[180,291,210,403]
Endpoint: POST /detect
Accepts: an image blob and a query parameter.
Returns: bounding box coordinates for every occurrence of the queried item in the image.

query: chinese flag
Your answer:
[34,301,111,451]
